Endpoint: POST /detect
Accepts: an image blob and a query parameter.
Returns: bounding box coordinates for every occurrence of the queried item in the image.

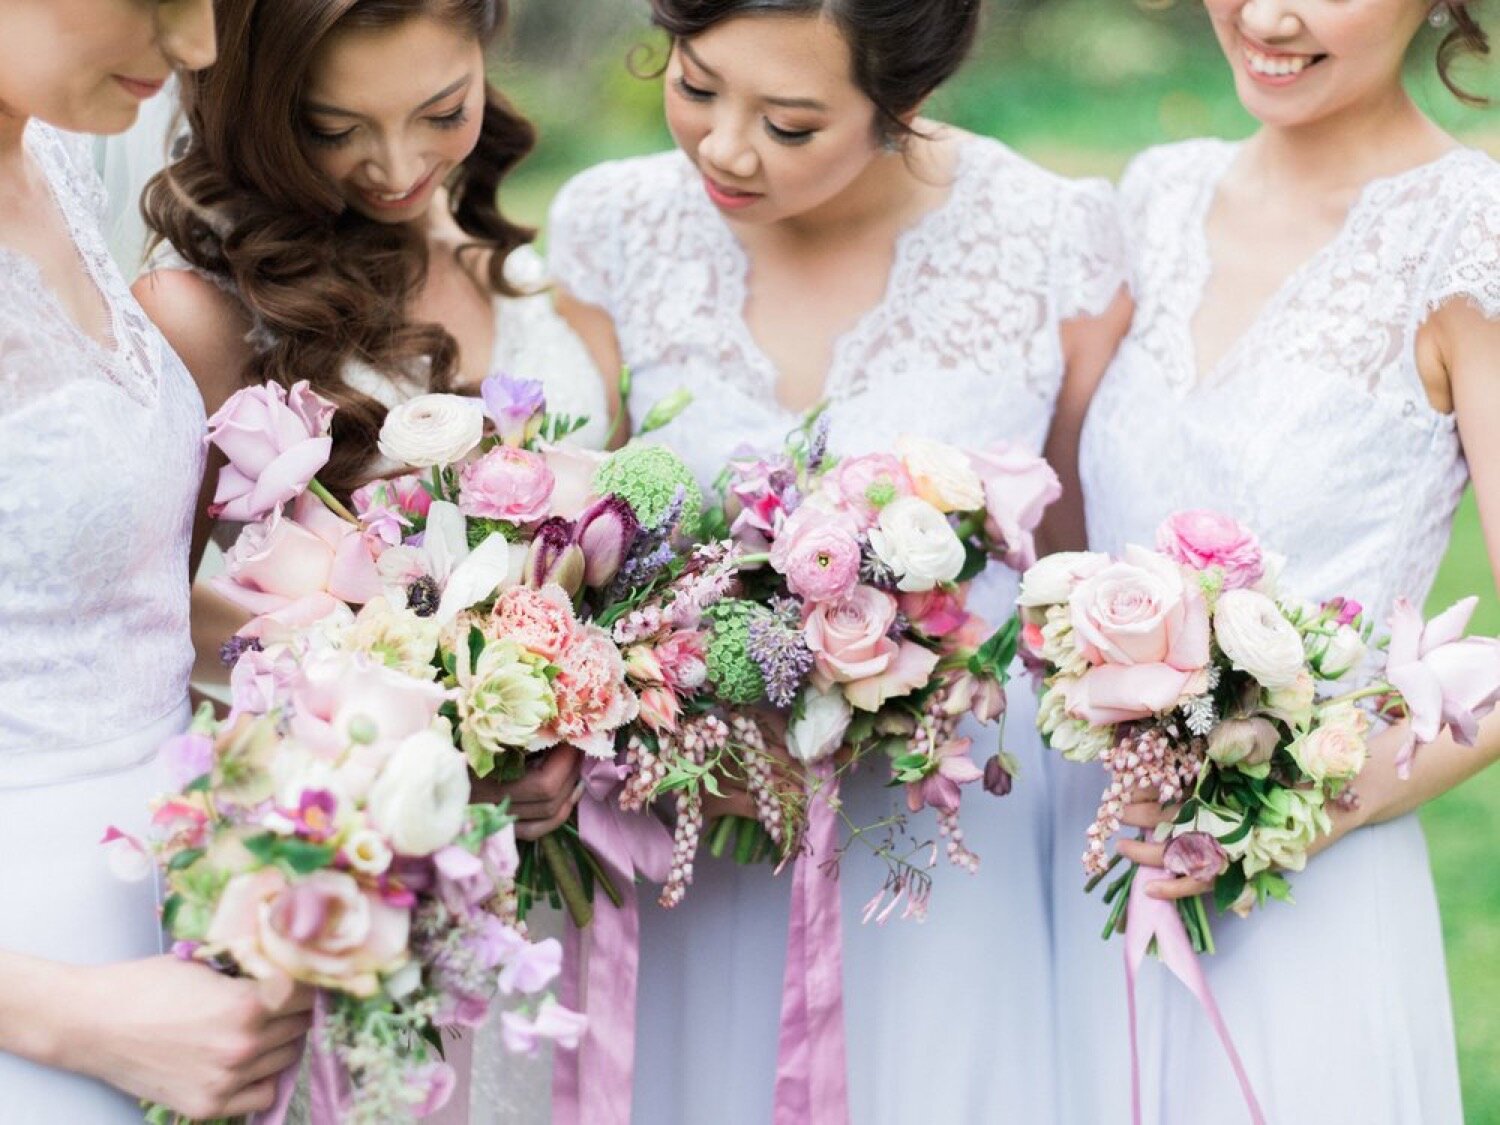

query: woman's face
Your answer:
[663,14,887,225]
[0,0,215,135]
[1203,0,1430,128]
[301,15,487,225]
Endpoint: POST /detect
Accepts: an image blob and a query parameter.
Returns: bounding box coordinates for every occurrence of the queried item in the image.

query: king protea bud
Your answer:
[574,495,640,589]
[526,517,585,596]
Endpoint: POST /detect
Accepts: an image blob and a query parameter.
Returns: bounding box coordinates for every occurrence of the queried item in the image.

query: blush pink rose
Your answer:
[215,494,381,616]
[1155,509,1264,590]
[206,868,410,997]
[1065,546,1212,724]
[541,625,639,758]
[823,453,914,529]
[804,585,900,684]
[967,444,1062,571]
[491,584,581,659]
[769,504,863,604]
[459,447,555,523]
[845,639,941,712]
[206,381,335,522]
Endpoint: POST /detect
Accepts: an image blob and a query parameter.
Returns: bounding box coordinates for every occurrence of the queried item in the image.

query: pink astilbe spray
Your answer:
[1086,726,1205,877]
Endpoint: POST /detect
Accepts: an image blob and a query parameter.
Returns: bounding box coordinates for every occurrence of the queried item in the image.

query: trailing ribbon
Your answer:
[772,759,850,1125]
[1124,866,1265,1125]
[553,757,674,1125]
[251,991,348,1125]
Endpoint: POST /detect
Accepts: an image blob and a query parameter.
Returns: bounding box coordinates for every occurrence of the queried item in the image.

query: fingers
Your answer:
[513,781,585,841]
[1144,874,1215,901]
[255,975,315,1018]
[702,790,758,821]
[223,1075,283,1117]
[259,1010,315,1051]
[498,745,584,809]
[243,1036,309,1085]
[1116,837,1167,868]
[1119,801,1174,830]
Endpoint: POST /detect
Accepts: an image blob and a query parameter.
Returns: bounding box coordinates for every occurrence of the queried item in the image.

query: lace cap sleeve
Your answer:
[1427,167,1500,320]
[547,162,627,313]
[1053,177,1128,321]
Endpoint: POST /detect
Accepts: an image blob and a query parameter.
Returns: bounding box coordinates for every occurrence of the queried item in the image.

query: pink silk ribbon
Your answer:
[1124,866,1265,1125]
[552,758,674,1125]
[252,991,348,1125]
[772,759,850,1125]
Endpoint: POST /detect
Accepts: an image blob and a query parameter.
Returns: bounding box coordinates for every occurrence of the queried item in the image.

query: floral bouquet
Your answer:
[207,375,700,929]
[121,672,581,1125]
[1019,509,1500,953]
[641,411,1061,916]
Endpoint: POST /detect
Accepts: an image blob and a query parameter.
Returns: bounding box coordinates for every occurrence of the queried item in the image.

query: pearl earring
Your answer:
[1430,3,1452,27]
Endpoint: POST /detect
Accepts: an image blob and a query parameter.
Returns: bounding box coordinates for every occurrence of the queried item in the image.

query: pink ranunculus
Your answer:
[845,639,941,712]
[823,453,914,529]
[538,442,608,521]
[206,868,410,997]
[215,496,381,617]
[967,444,1062,571]
[900,588,969,639]
[769,503,863,603]
[1155,509,1264,590]
[1385,596,1500,775]
[458,446,555,523]
[491,584,581,660]
[1065,546,1211,724]
[206,381,335,522]
[803,585,901,684]
[542,625,639,758]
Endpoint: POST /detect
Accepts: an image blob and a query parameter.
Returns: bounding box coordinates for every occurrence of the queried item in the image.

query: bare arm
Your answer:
[554,285,630,450]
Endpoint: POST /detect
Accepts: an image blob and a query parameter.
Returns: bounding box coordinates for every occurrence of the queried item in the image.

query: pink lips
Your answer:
[115,76,167,100]
[355,167,439,212]
[702,175,763,212]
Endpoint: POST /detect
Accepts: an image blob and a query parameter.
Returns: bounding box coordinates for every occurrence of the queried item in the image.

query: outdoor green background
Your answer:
[498,0,1499,1115]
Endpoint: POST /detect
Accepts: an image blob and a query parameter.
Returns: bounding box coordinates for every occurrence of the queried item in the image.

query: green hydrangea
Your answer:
[704,600,769,705]
[593,443,703,539]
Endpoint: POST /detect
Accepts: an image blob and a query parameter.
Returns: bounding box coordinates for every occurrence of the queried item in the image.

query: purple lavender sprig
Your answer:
[747,600,814,709]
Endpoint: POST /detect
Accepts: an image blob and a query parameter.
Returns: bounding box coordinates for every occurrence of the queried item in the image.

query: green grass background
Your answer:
[500,0,1498,1112]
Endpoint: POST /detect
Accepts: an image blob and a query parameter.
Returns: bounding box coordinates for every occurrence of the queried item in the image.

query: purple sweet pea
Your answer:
[161,731,215,788]
[480,373,546,447]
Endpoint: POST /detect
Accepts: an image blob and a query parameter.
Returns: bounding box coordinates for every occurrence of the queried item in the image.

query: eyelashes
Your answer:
[302,105,471,150]
[673,76,818,146]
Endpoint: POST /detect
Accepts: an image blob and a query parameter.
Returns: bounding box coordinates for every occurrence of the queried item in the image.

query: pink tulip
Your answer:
[206,381,335,522]
[1386,596,1500,775]
[573,496,640,588]
[525,519,586,597]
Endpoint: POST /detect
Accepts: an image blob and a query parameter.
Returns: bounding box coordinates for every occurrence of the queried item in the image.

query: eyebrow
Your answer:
[679,41,828,113]
[303,74,472,119]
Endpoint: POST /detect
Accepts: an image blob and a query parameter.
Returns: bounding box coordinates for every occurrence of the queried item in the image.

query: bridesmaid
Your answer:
[548,1,1131,1120]
[0,2,314,1121]
[1052,1,1499,1122]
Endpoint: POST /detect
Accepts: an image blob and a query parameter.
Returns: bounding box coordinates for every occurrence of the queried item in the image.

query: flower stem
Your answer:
[540,832,593,928]
[574,836,625,909]
[308,479,359,525]
[1318,683,1394,710]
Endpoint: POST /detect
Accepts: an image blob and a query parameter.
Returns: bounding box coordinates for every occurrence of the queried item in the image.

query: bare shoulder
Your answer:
[133,268,255,413]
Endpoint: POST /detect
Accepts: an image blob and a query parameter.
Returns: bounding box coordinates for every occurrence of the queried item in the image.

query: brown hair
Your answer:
[1435,1,1491,105]
[145,0,535,496]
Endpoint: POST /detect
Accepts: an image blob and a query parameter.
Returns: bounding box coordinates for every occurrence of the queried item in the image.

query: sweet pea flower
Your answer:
[205,381,335,522]
[496,932,564,996]
[480,373,546,446]
[500,998,587,1055]
[1155,509,1264,590]
[1385,596,1500,775]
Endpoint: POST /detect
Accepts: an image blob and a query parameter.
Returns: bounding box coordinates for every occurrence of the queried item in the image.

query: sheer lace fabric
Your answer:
[0,123,203,782]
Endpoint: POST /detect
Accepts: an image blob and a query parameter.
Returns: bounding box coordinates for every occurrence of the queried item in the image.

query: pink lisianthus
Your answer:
[769,503,863,604]
[206,381,335,522]
[905,737,982,814]
[205,868,410,997]
[900,588,969,640]
[823,453,914,529]
[215,494,381,616]
[1065,546,1212,724]
[1155,509,1264,590]
[966,444,1062,571]
[491,584,581,660]
[541,625,639,757]
[458,446,555,523]
[804,585,901,684]
[1385,596,1500,774]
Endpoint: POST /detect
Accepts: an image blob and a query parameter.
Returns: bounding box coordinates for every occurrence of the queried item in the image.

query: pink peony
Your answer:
[491,584,581,660]
[804,585,901,684]
[967,444,1062,571]
[1065,546,1212,724]
[769,503,863,604]
[458,446,555,523]
[1155,509,1264,590]
[1385,596,1500,774]
[205,868,410,997]
[542,625,639,758]
[206,381,335,522]
[822,453,914,529]
[215,493,381,616]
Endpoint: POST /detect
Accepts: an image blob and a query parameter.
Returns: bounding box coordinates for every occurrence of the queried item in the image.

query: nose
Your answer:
[1238,0,1302,41]
[696,112,759,182]
[159,0,217,73]
[363,138,427,194]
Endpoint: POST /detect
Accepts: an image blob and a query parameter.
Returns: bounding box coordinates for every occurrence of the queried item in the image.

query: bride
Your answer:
[134,0,610,1119]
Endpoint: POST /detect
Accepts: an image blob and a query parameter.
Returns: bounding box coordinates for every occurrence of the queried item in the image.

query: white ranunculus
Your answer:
[868,496,966,592]
[1291,703,1369,783]
[1016,551,1110,608]
[897,435,985,513]
[1308,624,1367,681]
[367,730,472,856]
[786,687,853,764]
[1213,589,1306,689]
[377,394,485,468]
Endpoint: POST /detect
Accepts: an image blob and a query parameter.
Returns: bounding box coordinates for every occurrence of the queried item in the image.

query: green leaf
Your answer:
[971,616,1022,680]
[167,847,205,873]
[241,832,336,875]
[1213,863,1247,913]
[956,541,989,583]
[467,626,485,672]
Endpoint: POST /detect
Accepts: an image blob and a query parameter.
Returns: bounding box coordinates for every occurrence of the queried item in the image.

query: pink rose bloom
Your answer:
[769,504,863,603]
[1065,546,1212,724]
[845,639,941,712]
[237,591,353,647]
[542,625,640,758]
[804,585,901,684]
[1155,509,1264,590]
[215,493,381,616]
[1386,596,1500,775]
[967,444,1062,571]
[206,381,335,522]
[823,453,914,529]
[491,584,580,659]
[206,868,410,997]
[458,446,555,523]
[539,442,608,521]
[900,588,969,640]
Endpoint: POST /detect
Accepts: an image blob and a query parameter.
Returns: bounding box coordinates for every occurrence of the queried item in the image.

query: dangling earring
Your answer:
[1429,2,1452,28]
[880,132,902,155]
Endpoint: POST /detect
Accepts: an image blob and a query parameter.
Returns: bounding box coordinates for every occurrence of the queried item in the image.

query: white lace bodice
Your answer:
[548,137,1126,479]
[1082,139,1500,624]
[0,123,204,783]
